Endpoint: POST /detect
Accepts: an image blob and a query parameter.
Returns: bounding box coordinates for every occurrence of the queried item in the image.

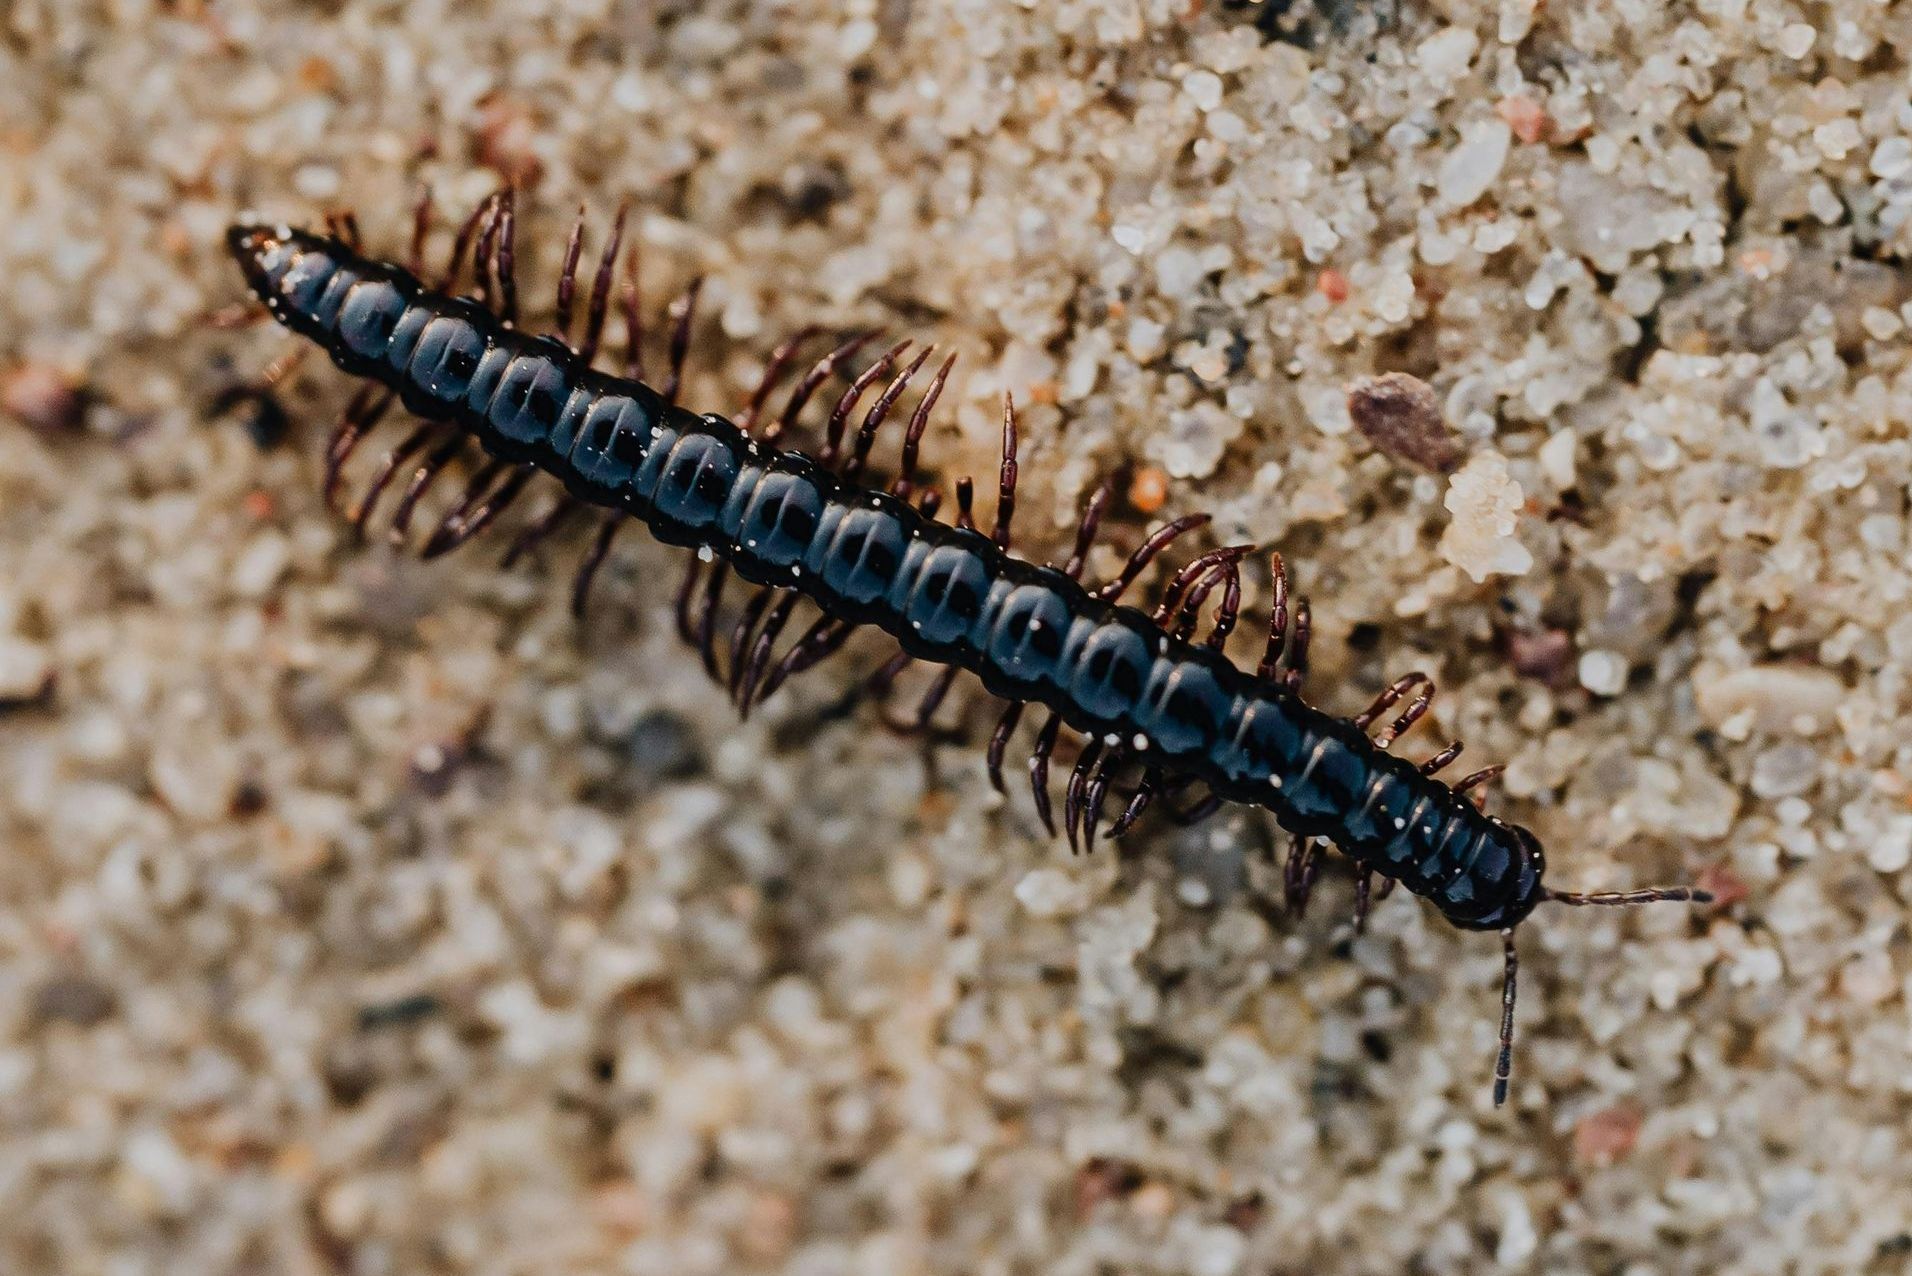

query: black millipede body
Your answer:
[225,195,1710,1105]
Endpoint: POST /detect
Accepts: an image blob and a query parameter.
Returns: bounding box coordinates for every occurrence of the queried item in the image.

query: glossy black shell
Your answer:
[230,223,1547,931]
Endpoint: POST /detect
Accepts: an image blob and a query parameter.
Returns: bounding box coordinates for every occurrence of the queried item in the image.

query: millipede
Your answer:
[224,189,1711,1105]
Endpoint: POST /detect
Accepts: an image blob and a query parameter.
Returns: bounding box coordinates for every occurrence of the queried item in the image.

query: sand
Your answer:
[3,1,1911,1272]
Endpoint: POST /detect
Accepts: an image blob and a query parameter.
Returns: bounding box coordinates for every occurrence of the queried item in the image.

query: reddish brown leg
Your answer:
[1256,552,1312,689]
[1064,737,1105,855]
[819,340,908,467]
[1284,836,1320,915]
[660,278,703,407]
[987,701,1026,794]
[553,205,588,341]
[323,384,395,513]
[622,235,645,380]
[776,331,883,443]
[494,189,520,327]
[1060,481,1114,579]
[1420,741,1463,776]
[472,194,505,310]
[757,616,855,704]
[1352,673,1432,737]
[845,348,934,482]
[407,186,434,276]
[1456,765,1505,804]
[992,395,1019,549]
[1109,773,1156,838]
[864,649,915,703]
[695,560,731,679]
[737,592,801,716]
[1353,870,1384,935]
[953,478,977,531]
[579,202,629,365]
[738,325,823,433]
[351,422,437,535]
[502,498,576,568]
[422,462,534,559]
[388,432,466,543]
[571,515,622,619]
[1096,514,1213,603]
[890,353,957,499]
[1027,711,1065,837]
[910,667,960,732]
[437,193,499,293]
[1081,747,1125,856]
[726,588,777,702]
[674,558,704,645]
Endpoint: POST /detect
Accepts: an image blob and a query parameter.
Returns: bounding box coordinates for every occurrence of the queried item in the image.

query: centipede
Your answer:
[224,190,1711,1105]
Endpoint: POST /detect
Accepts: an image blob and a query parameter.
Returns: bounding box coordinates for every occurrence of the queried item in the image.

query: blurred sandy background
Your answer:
[5,1,1912,1272]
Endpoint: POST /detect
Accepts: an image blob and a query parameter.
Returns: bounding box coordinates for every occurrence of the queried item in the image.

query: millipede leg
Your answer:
[1494,929,1519,1108]
[757,616,856,704]
[472,194,505,310]
[845,347,933,482]
[1353,870,1375,934]
[864,649,915,704]
[501,498,576,568]
[1096,513,1212,602]
[1455,765,1505,805]
[738,325,822,433]
[1064,738,1105,855]
[674,557,704,645]
[1420,741,1463,777]
[1082,747,1124,855]
[571,514,623,619]
[696,560,731,680]
[738,592,801,716]
[726,587,777,702]
[1284,836,1320,916]
[953,477,977,531]
[776,330,882,441]
[1283,599,1312,690]
[986,701,1025,795]
[660,277,703,407]
[407,186,434,277]
[388,431,466,542]
[323,384,395,513]
[819,340,908,467]
[1061,481,1114,580]
[910,666,960,733]
[622,234,645,380]
[422,461,534,559]
[437,192,498,293]
[1109,772,1156,838]
[1257,552,1291,681]
[494,188,520,327]
[580,201,629,365]
[993,396,1020,549]
[890,353,957,498]
[351,421,437,535]
[1027,711,1065,837]
[553,204,588,342]
[1354,672,1435,745]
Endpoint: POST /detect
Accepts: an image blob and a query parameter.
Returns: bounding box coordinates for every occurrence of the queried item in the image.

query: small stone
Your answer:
[1693,664,1846,735]
[1577,649,1628,697]
[1870,136,1912,179]
[1437,118,1512,210]
[1016,867,1090,918]
[1438,452,1533,581]
[1,362,84,434]
[1505,627,1573,683]
[1776,23,1816,59]
[32,973,117,1026]
[1573,1103,1643,1167]
[1347,371,1461,472]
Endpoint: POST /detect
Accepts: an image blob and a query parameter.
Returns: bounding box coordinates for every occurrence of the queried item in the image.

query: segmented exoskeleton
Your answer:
[226,193,1710,1104]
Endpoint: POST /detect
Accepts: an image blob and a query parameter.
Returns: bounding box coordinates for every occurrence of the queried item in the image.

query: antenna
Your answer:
[1494,884,1716,1107]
